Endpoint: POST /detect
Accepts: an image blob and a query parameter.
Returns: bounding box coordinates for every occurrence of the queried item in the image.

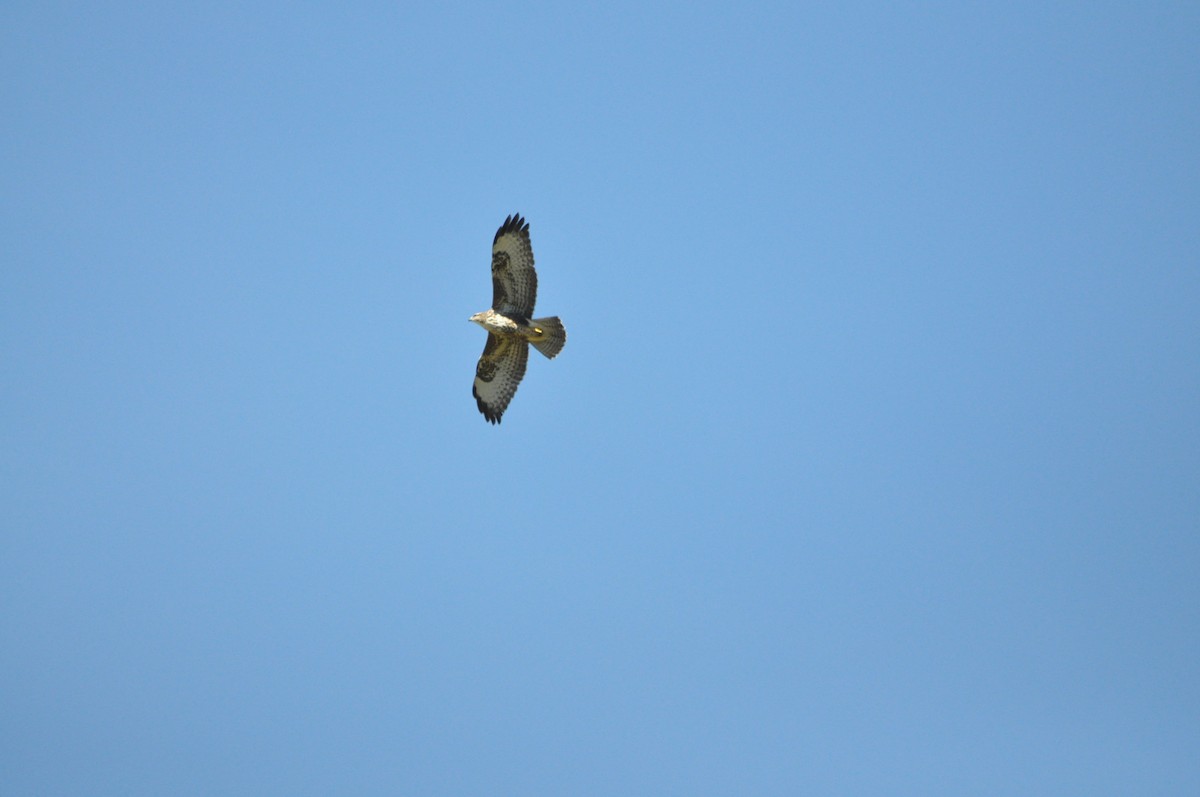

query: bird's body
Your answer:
[470,214,566,423]
[468,308,522,336]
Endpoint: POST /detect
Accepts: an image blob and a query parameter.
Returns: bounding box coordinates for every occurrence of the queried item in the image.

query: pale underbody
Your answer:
[469,309,549,342]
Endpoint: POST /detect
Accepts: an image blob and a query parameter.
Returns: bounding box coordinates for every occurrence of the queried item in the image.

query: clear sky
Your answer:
[3,2,1198,794]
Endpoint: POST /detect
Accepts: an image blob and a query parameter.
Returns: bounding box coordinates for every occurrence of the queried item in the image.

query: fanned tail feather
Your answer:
[528,316,566,359]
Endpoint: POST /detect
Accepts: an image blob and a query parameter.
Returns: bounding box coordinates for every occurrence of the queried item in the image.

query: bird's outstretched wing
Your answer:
[491,214,537,319]
[472,334,529,424]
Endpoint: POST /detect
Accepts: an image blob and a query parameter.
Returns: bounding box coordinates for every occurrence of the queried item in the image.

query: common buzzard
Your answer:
[469,214,566,424]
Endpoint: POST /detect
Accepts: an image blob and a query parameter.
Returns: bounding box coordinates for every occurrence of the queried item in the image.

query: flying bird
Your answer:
[469,214,566,424]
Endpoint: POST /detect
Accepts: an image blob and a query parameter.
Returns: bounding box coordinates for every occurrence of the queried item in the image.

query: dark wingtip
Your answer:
[493,213,529,244]
[473,390,503,424]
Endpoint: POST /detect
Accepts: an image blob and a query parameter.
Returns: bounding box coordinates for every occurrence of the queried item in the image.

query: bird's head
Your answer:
[468,311,485,325]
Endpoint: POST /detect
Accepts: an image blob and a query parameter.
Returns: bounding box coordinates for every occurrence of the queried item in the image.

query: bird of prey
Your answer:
[469,214,566,424]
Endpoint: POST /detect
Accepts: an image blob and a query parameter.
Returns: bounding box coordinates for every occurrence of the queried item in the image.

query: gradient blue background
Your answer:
[3,2,1198,794]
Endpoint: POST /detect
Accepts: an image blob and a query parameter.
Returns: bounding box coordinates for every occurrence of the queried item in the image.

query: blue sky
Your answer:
[3,2,1197,794]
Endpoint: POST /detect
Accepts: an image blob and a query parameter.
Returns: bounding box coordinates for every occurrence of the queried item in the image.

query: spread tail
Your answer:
[528,316,566,359]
